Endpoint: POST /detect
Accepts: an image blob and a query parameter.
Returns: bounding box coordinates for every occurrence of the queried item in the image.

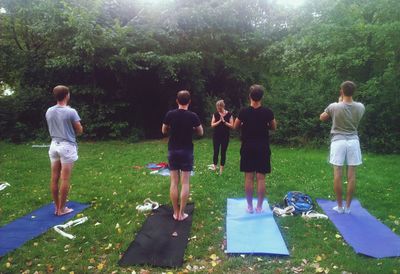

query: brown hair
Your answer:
[340,81,356,97]
[249,84,264,102]
[177,90,191,105]
[53,85,70,101]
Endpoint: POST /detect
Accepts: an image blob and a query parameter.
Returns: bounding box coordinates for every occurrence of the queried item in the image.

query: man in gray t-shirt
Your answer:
[320,81,365,214]
[46,85,83,216]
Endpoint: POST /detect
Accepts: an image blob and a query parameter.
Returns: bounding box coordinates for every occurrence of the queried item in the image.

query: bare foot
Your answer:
[58,207,74,216]
[255,207,263,213]
[173,213,179,220]
[179,213,189,221]
[246,207,254,214]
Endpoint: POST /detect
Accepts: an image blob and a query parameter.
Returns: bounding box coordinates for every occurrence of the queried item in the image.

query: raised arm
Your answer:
[319,112,330,122]
[233,117,242,130]
[194,125,204,136]
[162,123,170,135]
[211,114,222,128]
[224,115,235,129]
[73,121,83,135]
[269,119,277,130]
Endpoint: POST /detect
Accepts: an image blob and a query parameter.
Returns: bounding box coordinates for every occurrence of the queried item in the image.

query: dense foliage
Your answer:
[0,0,399,152]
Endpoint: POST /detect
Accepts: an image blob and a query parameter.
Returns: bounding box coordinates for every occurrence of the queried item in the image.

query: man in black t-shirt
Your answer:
[234,85,277,213]
[162,90,203,221]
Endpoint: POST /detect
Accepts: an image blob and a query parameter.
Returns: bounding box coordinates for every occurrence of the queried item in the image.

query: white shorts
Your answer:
[330,139,362,166]
[49,141,78,164]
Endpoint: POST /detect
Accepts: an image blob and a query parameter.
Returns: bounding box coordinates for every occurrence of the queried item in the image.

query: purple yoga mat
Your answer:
[317,199,400,258]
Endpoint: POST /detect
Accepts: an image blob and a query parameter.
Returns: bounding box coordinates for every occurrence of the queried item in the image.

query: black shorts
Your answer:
[168,149,194,171]
[240,143,271,174]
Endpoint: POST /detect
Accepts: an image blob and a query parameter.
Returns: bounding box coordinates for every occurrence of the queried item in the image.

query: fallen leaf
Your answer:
[97,263,104,270]
[315,255,322,262]
[315,267,324,273]
[47,264,54,273]
[291,266,304,273]
[335,234,342,239]
[209,254,217,261]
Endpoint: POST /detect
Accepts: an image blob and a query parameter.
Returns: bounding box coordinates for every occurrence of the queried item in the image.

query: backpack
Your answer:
[284,191,313,214]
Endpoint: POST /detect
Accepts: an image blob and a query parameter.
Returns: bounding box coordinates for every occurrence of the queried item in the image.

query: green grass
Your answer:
[0,139,399,273]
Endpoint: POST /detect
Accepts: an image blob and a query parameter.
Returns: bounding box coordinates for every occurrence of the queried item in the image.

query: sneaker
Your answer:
[332,205,344,214]
[344,207,351,214]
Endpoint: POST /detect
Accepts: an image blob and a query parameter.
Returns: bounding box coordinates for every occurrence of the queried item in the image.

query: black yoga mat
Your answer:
[119,203,194,267]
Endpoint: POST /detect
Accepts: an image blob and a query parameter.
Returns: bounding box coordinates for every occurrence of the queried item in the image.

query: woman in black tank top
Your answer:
[210,100,234,175]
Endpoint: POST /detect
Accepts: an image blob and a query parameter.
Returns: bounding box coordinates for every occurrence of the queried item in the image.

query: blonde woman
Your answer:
[210,100,234,174]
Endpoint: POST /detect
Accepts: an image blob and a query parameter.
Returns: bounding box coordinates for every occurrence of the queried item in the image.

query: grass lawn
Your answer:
[0,139,399,273]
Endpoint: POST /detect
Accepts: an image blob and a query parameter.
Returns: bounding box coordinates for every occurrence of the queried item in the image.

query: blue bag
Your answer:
[284,191,313,214]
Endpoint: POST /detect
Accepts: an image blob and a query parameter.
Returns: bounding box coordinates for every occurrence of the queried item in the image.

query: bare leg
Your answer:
[58,162,74,215]
[179,171,191,221]
[50,161,61,214]
[245,172,255,212]
[219,165,224,175]
[170,170,180,220]
[346,166,356,208]
[333,165,343,208]
[255,173,266,212]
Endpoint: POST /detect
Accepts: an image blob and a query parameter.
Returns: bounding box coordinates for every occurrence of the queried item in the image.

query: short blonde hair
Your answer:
[216,100,225,108]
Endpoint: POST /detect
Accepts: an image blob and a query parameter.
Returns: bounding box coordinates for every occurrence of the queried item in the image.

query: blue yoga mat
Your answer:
[0,201,89,257]
[226,198,289,255]
[150,168,194,177]
[317,199,400,258]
